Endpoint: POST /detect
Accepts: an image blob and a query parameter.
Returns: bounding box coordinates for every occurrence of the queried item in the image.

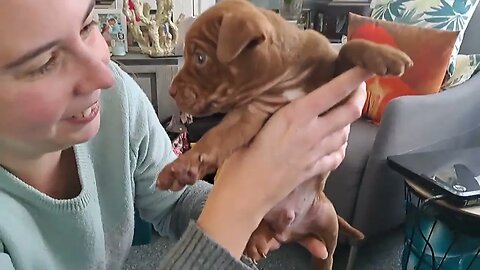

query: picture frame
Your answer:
[93,8,129,55]
[95,0,122,10]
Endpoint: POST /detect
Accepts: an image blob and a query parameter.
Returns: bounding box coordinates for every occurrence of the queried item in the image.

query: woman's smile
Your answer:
[66,101,100,124]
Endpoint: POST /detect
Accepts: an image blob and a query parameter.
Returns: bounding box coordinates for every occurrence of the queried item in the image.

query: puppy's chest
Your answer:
[250,88,308,115]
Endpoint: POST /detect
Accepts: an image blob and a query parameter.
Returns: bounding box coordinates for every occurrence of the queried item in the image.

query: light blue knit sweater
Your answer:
[0,62,252,270]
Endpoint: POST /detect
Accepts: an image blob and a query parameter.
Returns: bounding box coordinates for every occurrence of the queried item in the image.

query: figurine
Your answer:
[110,21,127,56]
[122,0,179,57]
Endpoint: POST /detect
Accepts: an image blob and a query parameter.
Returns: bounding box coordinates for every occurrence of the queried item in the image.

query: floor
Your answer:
[123,225,405,270]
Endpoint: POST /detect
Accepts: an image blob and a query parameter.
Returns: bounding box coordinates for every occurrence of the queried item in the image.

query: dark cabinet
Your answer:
[303,0,372,42]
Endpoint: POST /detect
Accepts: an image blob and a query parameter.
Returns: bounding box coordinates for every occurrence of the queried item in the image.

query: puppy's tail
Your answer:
[338,215,365,241]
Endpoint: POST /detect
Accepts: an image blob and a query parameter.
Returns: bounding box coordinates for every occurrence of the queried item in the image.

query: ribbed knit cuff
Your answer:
[158,221,253,270]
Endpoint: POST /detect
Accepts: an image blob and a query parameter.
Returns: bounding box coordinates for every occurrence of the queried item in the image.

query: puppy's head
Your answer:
[169,0,281,116]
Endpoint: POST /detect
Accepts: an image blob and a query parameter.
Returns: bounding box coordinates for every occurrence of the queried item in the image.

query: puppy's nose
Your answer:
[169,84,178,97]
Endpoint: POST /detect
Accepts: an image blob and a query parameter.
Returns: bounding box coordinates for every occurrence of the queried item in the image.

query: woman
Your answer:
[0,0,369,269]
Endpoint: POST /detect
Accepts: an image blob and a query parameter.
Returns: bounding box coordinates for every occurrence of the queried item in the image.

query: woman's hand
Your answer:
[197,67,370,259]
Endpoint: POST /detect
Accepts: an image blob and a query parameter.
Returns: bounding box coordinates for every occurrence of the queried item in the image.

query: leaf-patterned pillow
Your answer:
[370,0,479,77]
[442,54,480,88]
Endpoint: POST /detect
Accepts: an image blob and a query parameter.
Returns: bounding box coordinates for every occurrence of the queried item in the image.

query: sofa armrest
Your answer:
[371,72,480,158]
[350,73,480,240]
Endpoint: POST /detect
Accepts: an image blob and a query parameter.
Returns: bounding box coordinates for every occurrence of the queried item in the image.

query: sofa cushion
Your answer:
[444,4,480,87]
[347,13,458,125]
[370,0,480,77]
[442,54,480,88]
[325,118,378,242]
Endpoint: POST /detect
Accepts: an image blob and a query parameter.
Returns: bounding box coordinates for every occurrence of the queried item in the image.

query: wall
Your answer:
[194,0,217,14]
[140,0,195,19]
[140,0,218,18]
[120,0,284,19]
[250,0,281,9]
[173,0,194,18]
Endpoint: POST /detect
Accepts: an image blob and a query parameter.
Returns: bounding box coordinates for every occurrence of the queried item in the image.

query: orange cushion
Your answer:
[346,13,459,125]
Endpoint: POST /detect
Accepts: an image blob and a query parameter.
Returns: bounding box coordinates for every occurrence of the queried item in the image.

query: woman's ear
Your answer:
[216,11,271,64]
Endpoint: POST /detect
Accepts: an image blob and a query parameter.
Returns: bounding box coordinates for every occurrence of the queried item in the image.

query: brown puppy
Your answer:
[157,0,413,269]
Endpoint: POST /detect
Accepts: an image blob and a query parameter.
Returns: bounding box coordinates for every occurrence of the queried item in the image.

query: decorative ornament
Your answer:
[123,0,180,57]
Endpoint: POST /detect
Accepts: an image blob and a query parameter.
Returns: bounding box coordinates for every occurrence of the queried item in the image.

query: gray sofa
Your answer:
[324,4,480,267]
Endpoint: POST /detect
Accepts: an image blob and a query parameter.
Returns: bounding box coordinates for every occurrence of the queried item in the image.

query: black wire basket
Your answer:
[402,183,480,270]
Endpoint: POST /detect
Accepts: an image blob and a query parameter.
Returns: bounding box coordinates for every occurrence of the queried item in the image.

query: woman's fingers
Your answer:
[302,84,365,176]
[311,125,350,157]
[312,83,366,139]
[306,142,348,179]
[301,124,349,171]
[284,67,372,124]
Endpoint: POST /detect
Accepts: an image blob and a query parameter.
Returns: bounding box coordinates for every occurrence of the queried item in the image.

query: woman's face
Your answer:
[0,0,115,156]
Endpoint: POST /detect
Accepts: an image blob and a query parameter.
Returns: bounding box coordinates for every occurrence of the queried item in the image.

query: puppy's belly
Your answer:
[263,178,320,234]
[265,190,333,243]
[282,88,306,101]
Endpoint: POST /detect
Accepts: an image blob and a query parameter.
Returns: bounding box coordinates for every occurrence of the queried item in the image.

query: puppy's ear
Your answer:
[216,12,270,64]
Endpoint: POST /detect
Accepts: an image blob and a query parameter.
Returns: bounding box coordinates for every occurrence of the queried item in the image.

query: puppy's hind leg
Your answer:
[310,197,339,270]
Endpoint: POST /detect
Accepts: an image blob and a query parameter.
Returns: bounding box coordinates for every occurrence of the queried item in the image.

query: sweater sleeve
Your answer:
[158,221,257,270]
[0,243,14,270]
[116,62,196,237]
[117,63,254,270]
[0,254,14,270]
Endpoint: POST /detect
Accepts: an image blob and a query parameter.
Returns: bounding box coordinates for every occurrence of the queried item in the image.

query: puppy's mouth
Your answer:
[177,100,221,117]
[170,80,227,116]
[173,92,223,117]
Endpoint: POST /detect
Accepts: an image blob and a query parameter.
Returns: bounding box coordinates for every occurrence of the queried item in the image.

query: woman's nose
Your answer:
[73,37,115,95]
[74,59,115,95]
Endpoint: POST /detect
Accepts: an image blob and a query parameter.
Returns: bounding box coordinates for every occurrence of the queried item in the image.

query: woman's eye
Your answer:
[26,54,59,78]
[195,52,207,66]
[81,20,98,37]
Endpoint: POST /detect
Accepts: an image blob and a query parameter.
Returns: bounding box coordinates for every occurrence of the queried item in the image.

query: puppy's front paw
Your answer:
[157,150,215,191]
[356,44,413,76]
[156,162,188,191]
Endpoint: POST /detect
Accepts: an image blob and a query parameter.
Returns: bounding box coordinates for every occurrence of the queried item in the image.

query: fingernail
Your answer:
[360,81,367,90]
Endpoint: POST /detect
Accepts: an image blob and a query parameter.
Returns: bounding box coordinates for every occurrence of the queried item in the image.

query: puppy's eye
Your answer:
[195,52,207,66]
